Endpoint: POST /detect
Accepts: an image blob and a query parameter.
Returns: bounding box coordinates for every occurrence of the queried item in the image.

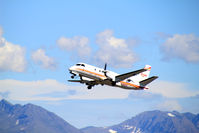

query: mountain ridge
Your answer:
[81,110,199,133]
[1,99,199,133]
[0,99,82,133]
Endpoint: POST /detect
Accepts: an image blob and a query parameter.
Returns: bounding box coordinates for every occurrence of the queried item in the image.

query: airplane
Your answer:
[68,63,158,90]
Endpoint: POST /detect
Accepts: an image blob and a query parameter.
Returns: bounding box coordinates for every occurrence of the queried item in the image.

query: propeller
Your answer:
[103,63,116,86]
[104,63,107,70]
[103,63,108,77]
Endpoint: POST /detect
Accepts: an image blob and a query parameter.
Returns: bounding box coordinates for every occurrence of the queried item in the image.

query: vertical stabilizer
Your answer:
[132,65,151,82]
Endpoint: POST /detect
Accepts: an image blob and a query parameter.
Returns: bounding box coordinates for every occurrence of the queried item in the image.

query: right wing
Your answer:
[115,68,147,82]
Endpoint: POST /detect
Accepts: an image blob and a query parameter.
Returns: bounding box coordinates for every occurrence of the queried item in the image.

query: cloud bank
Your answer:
[148,80,199,98]
[0,79,130,101]
[0,79,198,101]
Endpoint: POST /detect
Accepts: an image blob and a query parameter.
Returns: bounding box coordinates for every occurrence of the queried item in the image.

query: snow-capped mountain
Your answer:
[1,99,199,133]
[81,110,199,133]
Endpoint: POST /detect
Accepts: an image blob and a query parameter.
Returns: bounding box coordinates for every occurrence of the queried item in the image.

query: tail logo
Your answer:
[141,73,147,77]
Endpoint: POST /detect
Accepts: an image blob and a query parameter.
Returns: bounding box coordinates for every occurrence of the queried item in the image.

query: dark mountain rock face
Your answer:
[119,110,198,133]
[81,110,199,133]
[0,99,82,133]
[193,114,199,129]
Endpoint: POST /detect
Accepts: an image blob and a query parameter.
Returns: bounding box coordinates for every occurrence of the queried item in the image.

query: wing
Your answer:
[68,80,98,86]
[139,76,158,86]
[68,80,83,83]
[115,68,147,82]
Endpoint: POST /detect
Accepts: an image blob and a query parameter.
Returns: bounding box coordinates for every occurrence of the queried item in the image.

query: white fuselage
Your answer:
[69,63,145,90]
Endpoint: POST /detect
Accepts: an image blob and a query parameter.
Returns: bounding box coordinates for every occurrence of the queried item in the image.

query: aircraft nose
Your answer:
[69,66,75,71]
[69,67,72,71]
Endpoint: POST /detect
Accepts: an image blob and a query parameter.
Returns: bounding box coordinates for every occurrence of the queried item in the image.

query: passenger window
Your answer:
[76,64,81,66]
[127,79,131,82]
[81,64,85,67]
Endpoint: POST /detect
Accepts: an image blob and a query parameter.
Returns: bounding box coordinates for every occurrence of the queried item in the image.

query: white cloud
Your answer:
[161,34,199,63]
[31,49,56,70]
[0,27,26,72]
[56,30,138,68]
[0,79,130,101]
[57,36,91,58]
[148,80,199,98]
[94,30,138,68]
[157,100,182,111]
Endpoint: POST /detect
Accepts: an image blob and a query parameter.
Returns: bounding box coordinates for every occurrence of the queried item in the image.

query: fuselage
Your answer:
[69,63,146,90]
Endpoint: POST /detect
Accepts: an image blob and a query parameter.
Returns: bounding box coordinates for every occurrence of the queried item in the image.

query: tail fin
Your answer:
[132,65,151,82]
[142,65,151,79]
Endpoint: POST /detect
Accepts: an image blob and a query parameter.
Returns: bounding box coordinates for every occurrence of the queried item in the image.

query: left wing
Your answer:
[68,80,98,86]
[115,68,146,82]
[68,80,83,83]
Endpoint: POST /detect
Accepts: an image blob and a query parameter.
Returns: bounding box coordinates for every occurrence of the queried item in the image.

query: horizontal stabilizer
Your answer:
[115,68,147,82]
[139,76,158,86]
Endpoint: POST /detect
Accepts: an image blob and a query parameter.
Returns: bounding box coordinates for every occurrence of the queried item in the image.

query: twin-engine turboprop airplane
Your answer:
[68,63,158,90]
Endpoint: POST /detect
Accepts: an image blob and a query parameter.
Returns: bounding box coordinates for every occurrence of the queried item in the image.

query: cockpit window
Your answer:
[76,64,85,67]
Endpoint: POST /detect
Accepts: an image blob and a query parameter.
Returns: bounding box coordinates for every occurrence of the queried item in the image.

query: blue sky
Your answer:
[0,0,199,128]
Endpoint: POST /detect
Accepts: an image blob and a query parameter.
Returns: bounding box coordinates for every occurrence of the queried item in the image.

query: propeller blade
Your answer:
[103,63,113,81]
[104,63,107,70]
[103,63,108,77]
